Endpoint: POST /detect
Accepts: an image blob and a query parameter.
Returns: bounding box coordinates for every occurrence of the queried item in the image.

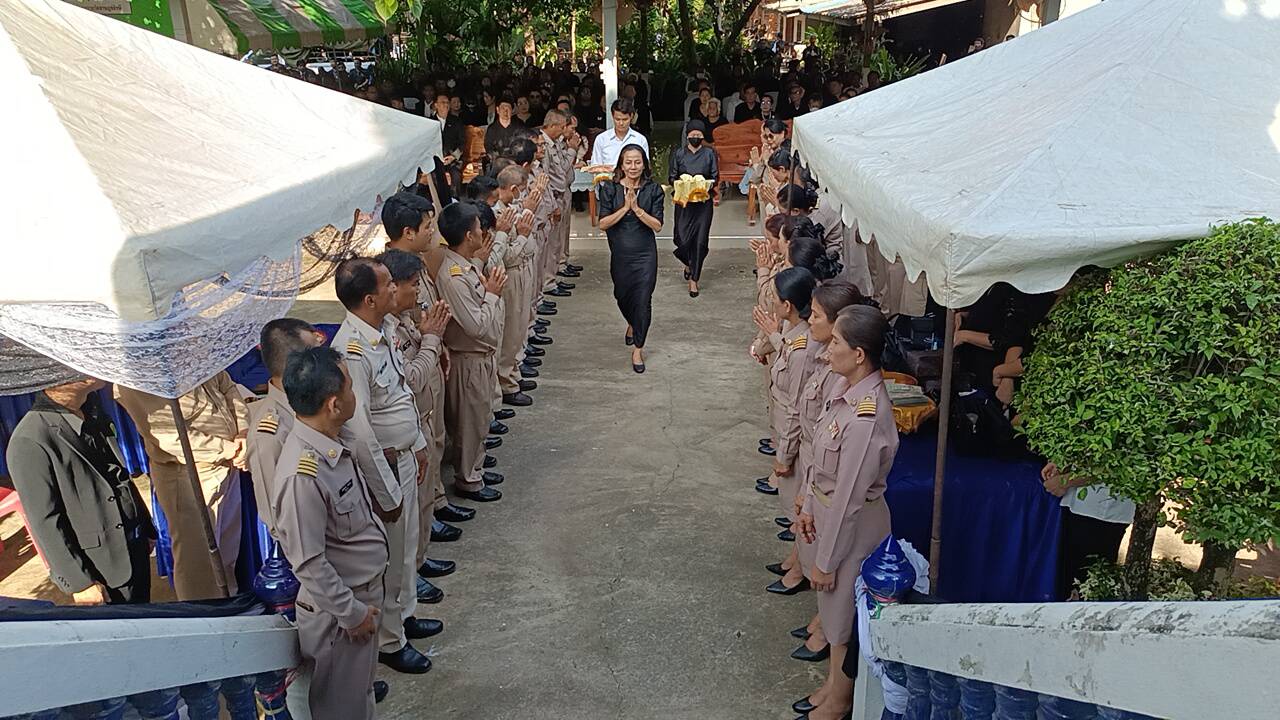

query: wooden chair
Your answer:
[461,125,487,183]
[712,119,763,220]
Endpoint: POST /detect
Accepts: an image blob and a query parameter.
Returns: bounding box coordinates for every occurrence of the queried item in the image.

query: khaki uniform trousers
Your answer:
[415,414,447,566]
[377,450,419,652]
[445,350,497,492]
[498,259,533,395]
[558,194,573,265]
[150,461,241,600]
[297,578,384,720]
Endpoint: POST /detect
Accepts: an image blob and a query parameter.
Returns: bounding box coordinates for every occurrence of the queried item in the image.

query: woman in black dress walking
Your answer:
[598,144,665,373]
[669,120,719,297]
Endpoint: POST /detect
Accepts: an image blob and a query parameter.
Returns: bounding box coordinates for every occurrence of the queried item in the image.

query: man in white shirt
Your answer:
[1041,462,1136,600]
[588,98,650,168]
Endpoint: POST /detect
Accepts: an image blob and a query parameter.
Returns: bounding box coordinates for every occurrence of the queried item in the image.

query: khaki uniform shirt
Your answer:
[492,199,536,271]
[436,247,503,354]
[388,312,444,429]
[331,312,427,512]
[115,371,248,473]
[246,383,294,535]
[273,421,388,629]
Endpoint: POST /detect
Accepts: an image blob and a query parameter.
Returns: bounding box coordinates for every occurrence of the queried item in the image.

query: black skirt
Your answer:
[672,200,714,281]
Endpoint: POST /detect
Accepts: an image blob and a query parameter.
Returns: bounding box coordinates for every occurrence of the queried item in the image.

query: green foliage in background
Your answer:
[1076,558,1279,601]
[864,46,926,82]
[1019,218,1280,560]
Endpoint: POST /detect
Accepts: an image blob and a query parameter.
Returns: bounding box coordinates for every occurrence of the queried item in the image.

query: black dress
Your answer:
[599,180,665,348]
[668,144,719,282]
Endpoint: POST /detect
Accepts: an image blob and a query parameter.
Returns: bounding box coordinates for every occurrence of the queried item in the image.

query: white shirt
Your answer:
[589,128,650,167]
[1061,484,1136,524]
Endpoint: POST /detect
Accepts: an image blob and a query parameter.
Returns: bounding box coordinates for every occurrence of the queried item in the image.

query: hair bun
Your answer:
[814,252,843,281]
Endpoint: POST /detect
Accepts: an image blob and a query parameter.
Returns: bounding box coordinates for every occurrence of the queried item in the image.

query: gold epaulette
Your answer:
[256,415,279,435]
[345,340,364,358]
[856,395,877,418]
[449,264,464,277]
[790,336,808,351]
[296,452,319,478]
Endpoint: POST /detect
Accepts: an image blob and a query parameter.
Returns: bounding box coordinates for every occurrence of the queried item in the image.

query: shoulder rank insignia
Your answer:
[449,264,464,277]
[256,414,279,435]
[345,340,364,358]
[790,336,808,351]
[296,452,319,478]
[856,395,877,418]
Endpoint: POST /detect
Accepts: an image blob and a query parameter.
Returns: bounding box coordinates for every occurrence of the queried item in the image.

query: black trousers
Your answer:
[1058,508,1128,600]
[103,538,153,604]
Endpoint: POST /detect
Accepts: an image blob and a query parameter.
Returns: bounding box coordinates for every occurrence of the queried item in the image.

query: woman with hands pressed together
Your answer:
[597,144,665,373]
[794,304,896,720]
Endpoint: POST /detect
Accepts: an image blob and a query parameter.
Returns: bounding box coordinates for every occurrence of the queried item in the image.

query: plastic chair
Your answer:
[0,486,47,568]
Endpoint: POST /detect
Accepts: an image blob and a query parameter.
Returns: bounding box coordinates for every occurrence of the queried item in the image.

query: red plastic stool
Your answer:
[0,486,48,568]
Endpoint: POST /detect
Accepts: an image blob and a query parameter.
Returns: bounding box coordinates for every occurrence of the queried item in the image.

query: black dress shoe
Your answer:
[520,364,539,378]
[485,435,503,450]
[766,577,810,595]
[556,280,576,290]
[534,318,551,327]
[790,643,831,662]
[793,697,817,714]
[536,305,558,316]
[518,379,538,391]
[524,345,546,357]
[765,562,786,577]
[489,420,509,435]
[379,644,432,674]
[790,625,811,639]
[759,437,774,448]
[431,519,462,542]
[523,356,543,367]
[528,334,553,346]
[557,268,581,278]
[435,502,475,523]
[484,454,497,468]
[625,333,634,346]
[374,681,389,703]
[778,528,796,542]
[503,392,533,407]
[483,471,504,486]
[495,408,516,420]
[565,263,583,273]
[404,617,444,639]
[533,325,549,336]
[775,516,792,529]
[418,557,456,578]
[546,287,571,297]
[457,486,502,502]
[540,299,558,309]
[633,363,645,374]
[756,480,779,495]
[759,445,777,456]
[689,290,700,298]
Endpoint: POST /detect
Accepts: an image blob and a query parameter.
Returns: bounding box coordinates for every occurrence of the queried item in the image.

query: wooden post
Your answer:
[928,307,956,591]
[169,399,230,598]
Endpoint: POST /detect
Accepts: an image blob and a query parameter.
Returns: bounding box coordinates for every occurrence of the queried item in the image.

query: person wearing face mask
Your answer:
[794,304,896,720]
[668,120,719,297]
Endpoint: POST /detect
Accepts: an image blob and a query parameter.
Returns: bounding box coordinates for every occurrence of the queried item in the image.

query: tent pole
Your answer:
[928,307,956,591]
[169,399,231,598]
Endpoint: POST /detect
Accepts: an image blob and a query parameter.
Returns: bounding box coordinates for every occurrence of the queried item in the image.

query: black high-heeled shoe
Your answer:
[766,577,810,596]
[765,562,787,576]
[792,696,817,714]
[625,333,634,346]
[790,643,831,662]
[790,625,811,639]
[633,362,646,374]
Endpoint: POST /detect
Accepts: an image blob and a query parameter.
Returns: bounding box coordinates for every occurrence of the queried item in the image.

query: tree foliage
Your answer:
[1018,219,1280,554]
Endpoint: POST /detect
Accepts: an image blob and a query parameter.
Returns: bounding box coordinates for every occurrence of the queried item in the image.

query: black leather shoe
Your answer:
[520,364,539,378]
[503,392,533,407]
[518,379,538,392]
[485,435,503,450]
[557,268,581,278]
[759,445,777,456]
[379,644,432,674]
[625,333,634,346]
[791,644,831,662]
[534,317,551,326]
[546,287,571,297]
[418,557,456,578]
[373,681,389,703]
[528,334,553,346]
[765,562,786,577]
[457,486,502,503]
[489,420,509,435]
[760,437,772,447]
[495,408,516,420]
[756,480,779,495]
[556,280,576,290]
[435,502,475,523]
[766,577,810,595]
[565,263,583,273]
[778,528,796,542]
[533,325,550,336]
[633,363,645,374]
[793,697,817,714]
[536,305,558,316]
[540,299,558,309]
[523,356,543,367]
[525,345,546,357]
[790,625,811,639]
[484,454,497,468]
[404,617,444,640]
[431,519,462,542]
[775,516,792,529]
[483,471,504,486]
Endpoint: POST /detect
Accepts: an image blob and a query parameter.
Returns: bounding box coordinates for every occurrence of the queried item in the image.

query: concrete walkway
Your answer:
[375,241,824,719]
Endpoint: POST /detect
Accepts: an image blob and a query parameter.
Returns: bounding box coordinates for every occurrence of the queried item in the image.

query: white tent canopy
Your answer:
[793,0,1280,308]
[1,0,440,322]
[0,0,440,397]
